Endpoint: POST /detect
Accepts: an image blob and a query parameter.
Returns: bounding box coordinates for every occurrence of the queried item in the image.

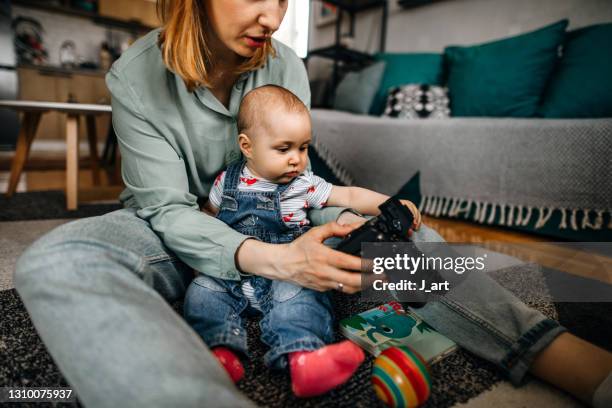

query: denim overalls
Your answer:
[183,161,334,369]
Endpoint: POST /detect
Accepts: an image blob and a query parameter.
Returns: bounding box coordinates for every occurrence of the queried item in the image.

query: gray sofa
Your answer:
[311,109,612,240]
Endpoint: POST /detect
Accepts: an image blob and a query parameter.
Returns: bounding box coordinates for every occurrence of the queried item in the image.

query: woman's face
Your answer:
[205,0,288,60]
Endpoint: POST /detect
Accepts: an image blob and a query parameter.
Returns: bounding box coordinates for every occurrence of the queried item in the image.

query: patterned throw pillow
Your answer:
[383,84,450,119]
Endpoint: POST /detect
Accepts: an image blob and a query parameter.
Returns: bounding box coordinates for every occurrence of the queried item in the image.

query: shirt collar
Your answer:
[193,72,251,118]
[242,165,273,184]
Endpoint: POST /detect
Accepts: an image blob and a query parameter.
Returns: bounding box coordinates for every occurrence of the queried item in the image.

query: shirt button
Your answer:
[232,328,241,336]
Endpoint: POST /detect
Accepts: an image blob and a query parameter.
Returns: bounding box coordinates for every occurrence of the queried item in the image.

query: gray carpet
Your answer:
[0,190,121,222]
[2,267,596,408]
[0,219,71,291]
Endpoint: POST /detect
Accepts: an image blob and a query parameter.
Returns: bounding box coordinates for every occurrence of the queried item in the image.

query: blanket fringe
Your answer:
[522,206,533,227]
[559,208,567,229]
[535,207,554,229]
[418,196,426,213]
[435,197,445,217]
[499,205,506,226]
[478,202,489,223]
[508,205,514,227]
[418,195,610,231]
[448,198,459,217]
[582,209,604,230]
[426,196,435,214]
[516,205,525,226]
[487,204,496,224]
[429,197,438,216]
[570,208,579,231]
[473,201,481,222]
[442,197,451,216]
[311,139,355,186]
[457,199,472,219]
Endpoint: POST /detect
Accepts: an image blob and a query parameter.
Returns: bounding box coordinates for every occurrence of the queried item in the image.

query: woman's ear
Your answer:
[238,133,252,158]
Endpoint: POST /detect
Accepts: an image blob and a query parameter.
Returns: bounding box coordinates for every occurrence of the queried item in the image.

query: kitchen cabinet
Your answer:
[17,67,111,142]
[99,0,160,28]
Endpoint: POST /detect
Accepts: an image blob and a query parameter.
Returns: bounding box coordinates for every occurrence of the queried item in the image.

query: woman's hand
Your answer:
[399,199,422,230]
[279,222,364,293]
[236,222,364,294]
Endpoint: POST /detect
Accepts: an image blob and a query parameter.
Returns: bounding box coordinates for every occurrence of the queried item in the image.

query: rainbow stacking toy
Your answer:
[371,346,432,408]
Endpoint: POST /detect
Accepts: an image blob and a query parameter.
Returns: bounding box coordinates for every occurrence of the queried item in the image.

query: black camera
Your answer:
[336,197,414,256]
[336,197,431,308]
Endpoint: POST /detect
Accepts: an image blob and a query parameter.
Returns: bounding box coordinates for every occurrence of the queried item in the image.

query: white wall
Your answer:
[308,0,612,80]
[274,0,310,57]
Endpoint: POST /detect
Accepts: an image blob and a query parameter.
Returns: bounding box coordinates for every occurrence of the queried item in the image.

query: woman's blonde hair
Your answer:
[157,0,276,92]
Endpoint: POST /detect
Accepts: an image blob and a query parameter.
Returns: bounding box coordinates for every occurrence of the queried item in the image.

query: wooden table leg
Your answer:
[6,111,42,197]
[113,148,121,185]
[85,115,101,186]
[66,114,79,210]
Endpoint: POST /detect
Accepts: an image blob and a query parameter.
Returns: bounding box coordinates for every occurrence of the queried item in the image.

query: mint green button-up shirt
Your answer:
[106,30,347,281]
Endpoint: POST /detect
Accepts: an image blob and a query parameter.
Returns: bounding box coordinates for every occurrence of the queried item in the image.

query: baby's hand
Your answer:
[336,211,367,227]
[399,199,422,230]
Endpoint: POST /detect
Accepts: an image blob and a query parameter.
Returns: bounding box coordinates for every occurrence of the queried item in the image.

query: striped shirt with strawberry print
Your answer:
[208,166,333,227]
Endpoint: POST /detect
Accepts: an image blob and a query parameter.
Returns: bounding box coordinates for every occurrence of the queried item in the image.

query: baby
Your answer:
[184,85,421,397]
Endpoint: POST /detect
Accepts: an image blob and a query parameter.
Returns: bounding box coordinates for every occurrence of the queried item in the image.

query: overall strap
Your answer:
[276,178,295,195]
[223,160,245,194]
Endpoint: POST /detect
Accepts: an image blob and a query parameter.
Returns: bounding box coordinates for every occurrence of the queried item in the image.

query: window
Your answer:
[273,1,309,58]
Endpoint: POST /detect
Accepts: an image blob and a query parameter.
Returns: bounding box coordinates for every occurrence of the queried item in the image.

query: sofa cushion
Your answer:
[538,23,612,118]
[333,61,386,114]
[445,20,568,117]
[371,53,444,115]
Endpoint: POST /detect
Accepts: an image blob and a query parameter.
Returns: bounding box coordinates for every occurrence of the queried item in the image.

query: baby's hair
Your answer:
[237,85,309,134]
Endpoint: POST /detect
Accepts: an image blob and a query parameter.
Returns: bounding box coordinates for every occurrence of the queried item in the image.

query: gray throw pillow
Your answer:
[333,61,386,114]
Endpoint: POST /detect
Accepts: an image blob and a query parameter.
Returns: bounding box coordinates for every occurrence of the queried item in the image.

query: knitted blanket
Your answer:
[311,109,612,233]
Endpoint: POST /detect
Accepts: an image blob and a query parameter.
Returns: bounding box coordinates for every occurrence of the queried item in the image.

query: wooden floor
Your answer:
[425,216,611,284]
[2,157,609,285]
[0,153,123,203]
[423,216,550,244]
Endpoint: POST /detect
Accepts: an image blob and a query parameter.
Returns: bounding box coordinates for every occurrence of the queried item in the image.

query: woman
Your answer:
[15,1,611,407]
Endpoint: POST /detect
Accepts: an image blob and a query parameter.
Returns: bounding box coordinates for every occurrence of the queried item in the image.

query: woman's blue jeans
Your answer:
[14,208,565,408]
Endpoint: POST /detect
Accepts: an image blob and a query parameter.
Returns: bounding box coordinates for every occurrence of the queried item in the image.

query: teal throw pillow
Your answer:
[371,53,444,115]
[539,23,612,118]
[333,61,386,114]
[445,20,568,117]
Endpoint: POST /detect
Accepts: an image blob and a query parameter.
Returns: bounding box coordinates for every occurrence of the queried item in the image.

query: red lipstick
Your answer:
[245,36,266,48]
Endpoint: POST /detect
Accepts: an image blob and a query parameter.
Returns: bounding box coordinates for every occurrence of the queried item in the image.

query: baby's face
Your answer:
[247,109,311,184]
